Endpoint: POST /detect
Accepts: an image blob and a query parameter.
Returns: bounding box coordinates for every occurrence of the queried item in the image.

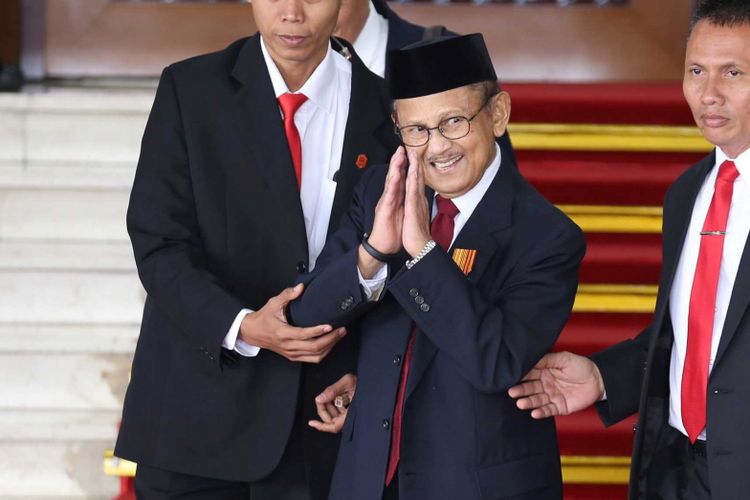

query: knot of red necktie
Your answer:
[431,195,459,251]
[717,159,740,184]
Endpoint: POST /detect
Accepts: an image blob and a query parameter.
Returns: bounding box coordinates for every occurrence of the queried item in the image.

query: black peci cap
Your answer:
[387,33,497,100]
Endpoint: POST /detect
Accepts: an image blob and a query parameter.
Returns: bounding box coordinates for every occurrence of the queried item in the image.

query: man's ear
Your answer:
[491,92,511,138]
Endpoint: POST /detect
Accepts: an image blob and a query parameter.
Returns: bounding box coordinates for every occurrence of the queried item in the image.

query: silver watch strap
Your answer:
[405,240,437,270]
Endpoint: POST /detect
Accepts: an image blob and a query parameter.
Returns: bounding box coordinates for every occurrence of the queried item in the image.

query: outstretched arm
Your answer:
[507,351,606,418]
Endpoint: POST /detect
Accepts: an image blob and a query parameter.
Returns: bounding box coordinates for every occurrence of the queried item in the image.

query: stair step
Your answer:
[557,408,637,456]
[0,90,150,167]
[521,159,685,206]
[563,484,629,500]
[0,323,139,354]
[580,233,662,284]
[0,409,120,441]
[505,83,694,126]
[0,442,119,498]
[555,313,652,355]
[0,187,130,241]
[0,270,144,324]
[0,164,135,190]
[0,351,130,411]
[0,239,134,271]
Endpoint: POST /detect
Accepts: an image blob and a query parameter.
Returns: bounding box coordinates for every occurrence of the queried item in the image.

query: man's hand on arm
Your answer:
[309,373,357,434]
[239,284,346,364]
[507,351,606,419]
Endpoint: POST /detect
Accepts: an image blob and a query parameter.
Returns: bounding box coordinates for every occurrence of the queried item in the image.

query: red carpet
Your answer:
[580,234,662,284]
[555,313,652,356]
[505,83,694,125]
[519,158,690,206]
[564,485,629,500]
[508,83,694,499]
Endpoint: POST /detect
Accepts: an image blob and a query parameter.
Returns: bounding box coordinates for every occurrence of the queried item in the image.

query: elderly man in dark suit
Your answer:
[113,0,399,497]
[508,1,750,498]
[290,34,585,500]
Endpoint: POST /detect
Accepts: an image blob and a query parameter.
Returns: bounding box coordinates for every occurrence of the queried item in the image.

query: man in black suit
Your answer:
[508,1,750,498]
[290,34,585,499]
[113,0,398,496]
[333,0,427,78]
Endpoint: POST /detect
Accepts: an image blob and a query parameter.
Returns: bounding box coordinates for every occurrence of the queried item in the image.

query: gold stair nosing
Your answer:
[509,123,712,153]
[559,205,663,234]
[574,284,658,313]
[561,455,631,485]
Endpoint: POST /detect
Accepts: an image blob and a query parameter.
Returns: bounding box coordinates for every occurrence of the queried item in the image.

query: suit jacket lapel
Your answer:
[327,39,397,236]
[229,35,308,259]
[405,156,515,400]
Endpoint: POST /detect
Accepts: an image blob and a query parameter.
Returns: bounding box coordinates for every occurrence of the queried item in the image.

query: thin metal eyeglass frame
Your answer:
[394,92,497,147]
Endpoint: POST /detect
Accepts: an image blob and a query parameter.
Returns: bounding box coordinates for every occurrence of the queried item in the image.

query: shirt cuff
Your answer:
[358,264,388,302]
[223,308,261,357]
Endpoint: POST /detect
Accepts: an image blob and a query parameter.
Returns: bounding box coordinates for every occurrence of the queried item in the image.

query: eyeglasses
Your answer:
[395,93,496,147]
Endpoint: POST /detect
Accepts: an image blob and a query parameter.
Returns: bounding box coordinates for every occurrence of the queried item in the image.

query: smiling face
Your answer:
[252,0,341,82]
[393,84,510,199]
[684,20,750,158]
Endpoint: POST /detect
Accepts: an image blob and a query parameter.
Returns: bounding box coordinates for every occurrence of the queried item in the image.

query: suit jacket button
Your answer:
[382,419,390,430]
[296,262,307,273]
[340,301,350,311]
[415,296,425,305]
[420,303,430,312]
[393,355,402,366]
[409,288,419,298]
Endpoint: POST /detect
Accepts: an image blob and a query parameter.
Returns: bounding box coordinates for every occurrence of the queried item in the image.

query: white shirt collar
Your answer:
[259,36,341,114]
[352,1,389,78]
[436,143,502,221]
[716,147,749,188]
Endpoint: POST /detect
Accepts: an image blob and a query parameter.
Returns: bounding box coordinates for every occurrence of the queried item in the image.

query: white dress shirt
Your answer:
[668,147,750,440]
[223,38,353,356]
[352,1,389,78]
[361,144,502,300]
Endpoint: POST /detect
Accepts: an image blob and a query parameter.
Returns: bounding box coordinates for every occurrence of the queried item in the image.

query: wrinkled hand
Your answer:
[308,373,357,433]
[507,352,606,419]
[402,149,431,257]
[368,146,407,255]
[239,284,346,364]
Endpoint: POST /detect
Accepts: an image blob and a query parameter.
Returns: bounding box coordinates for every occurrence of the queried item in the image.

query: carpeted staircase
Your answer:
[506,82,710,499]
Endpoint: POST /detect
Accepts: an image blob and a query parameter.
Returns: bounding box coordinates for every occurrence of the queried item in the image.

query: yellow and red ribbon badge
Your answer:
[451,248,477,276]
[356,153,368,169]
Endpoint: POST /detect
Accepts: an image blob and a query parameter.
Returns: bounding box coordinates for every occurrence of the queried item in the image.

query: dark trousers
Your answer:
[646,425,711,500]
[134,421,311,500]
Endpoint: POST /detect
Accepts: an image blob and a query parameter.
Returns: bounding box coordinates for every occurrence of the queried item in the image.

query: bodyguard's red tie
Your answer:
[385,195,459,485]
[278,93,308,190]
[681,160,740,443]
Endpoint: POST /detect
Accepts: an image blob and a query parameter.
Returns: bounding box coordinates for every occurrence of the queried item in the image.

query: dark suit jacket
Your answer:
[372,0,425,53]
[592,151,750,500]
[114,34,399,496]
[288,157,585,500]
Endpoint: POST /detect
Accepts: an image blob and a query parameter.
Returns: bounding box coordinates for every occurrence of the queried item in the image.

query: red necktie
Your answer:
[681,160,740,443]
[385,195,459,485]
[278,93,308,190]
